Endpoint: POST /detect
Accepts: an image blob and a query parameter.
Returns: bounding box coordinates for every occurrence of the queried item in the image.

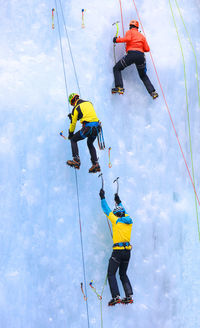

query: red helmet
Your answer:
[129,20,139,28]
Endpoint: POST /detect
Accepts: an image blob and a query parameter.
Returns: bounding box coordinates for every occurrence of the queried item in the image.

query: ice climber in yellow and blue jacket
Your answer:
[99,188,133,306]
[66,93,101,173]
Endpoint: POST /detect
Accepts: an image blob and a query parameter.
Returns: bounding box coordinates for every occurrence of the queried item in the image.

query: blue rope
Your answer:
[74,170,90,328]
[54,0,70,113]
[58,0,81,96]
[54,1,90,327]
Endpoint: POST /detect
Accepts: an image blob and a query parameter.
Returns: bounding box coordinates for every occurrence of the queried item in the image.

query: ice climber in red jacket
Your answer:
[112,20,158,99]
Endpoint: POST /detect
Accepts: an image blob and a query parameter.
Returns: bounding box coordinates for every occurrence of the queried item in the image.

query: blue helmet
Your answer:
[113,206,125,217]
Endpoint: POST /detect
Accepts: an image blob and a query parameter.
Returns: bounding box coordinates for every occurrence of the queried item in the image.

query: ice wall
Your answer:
[0,0,200,327]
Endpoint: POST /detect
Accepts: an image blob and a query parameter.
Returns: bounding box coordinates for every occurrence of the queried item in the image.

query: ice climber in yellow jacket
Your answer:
[66,93,101,173]
[99,188,133,306]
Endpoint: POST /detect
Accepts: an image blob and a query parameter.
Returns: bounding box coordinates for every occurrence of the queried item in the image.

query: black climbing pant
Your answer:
[113,50,155,94]
[107,249,133,298]
[70,125,100,164]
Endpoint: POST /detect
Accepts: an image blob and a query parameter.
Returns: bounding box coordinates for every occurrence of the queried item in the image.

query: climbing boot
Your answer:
[108,296,121,306]
[88,162,101,173]
[111,87,125,95]
[151,91,159,99]
[121,296,134,304]
[66,157,80,169]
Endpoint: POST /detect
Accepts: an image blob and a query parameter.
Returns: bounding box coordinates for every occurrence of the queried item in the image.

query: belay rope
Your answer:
[174,0,200,107]
[125,0,200,232]
[54,1,90,327]
[168,0,200,241]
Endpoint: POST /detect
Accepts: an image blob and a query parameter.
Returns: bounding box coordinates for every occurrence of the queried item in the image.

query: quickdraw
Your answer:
[81,282,87,301]
[52,8,55,29]
[108,147,112,168]
[60,131,67,140]
[81,9,85,28]
[89,281,102,300]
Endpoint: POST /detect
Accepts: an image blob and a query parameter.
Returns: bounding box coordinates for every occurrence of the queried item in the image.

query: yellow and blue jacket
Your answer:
[69,99,99,133]
[101,198,133,250]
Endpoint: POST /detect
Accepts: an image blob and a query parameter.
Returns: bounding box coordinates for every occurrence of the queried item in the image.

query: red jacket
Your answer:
[116,28,150,53]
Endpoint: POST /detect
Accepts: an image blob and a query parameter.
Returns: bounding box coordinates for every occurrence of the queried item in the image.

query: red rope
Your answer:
[131,0,200,207]
[119,0,125,37]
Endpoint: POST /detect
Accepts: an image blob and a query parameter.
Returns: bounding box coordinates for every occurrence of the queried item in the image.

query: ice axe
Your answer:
[112,21,119,64]
[112,21,119,37]
[113,177,119,194]
[99,173,113,238]
[98,173,104,190]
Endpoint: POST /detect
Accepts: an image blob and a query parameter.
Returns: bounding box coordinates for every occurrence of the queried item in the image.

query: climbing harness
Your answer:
[108,147,112,168]
[113,242,130,248]
[79,121,101,139]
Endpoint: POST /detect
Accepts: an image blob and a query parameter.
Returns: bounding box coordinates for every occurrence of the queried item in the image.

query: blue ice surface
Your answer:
[0,0,200,327]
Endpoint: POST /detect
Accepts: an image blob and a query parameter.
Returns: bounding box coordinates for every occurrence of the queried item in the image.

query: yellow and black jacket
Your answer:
[69,99,99,133]
[101,198,133,250]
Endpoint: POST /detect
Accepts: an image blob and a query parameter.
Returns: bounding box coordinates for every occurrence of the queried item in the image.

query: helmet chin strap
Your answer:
[115,211,125,218]
[129,25,138,29]
[71,97,79,106]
